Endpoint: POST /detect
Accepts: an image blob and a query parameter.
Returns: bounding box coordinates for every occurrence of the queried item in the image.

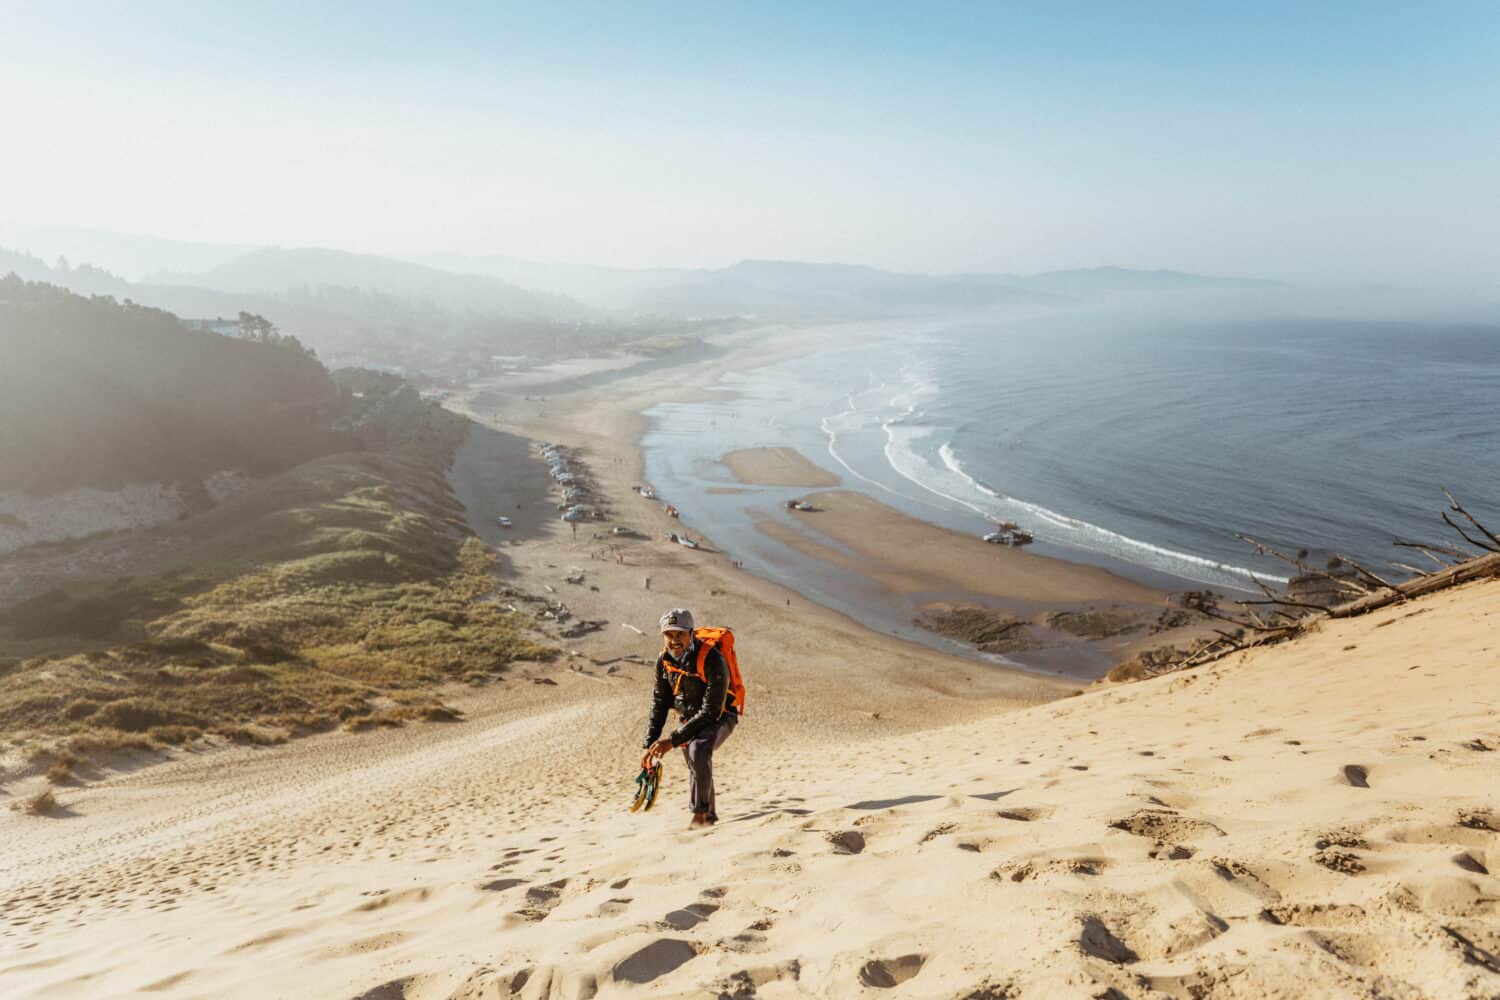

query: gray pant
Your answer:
[681,713,737,818]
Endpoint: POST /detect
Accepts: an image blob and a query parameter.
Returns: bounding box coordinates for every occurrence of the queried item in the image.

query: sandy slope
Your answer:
[2,326,1496,998]
[2,575,1495,998]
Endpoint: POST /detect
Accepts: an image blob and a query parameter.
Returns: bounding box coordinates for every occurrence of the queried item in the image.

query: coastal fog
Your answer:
[4,5,1499,998]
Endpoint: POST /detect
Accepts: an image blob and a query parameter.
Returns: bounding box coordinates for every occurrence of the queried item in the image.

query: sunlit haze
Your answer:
[3,3,1499,283]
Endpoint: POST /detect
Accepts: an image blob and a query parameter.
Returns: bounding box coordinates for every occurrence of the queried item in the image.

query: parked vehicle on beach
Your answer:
[982,521,1034,546]
[496,515,512,528]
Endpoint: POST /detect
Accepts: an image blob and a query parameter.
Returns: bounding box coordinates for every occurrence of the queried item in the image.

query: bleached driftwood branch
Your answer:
[1442,487,1500,553]
[1131,490,1500,679]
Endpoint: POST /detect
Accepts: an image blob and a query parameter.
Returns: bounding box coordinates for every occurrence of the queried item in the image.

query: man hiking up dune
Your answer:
[641,608,742,829]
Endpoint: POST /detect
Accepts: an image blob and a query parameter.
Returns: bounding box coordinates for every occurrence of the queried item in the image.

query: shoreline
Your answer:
[452,325,1207,681]
[7,327,1498,998]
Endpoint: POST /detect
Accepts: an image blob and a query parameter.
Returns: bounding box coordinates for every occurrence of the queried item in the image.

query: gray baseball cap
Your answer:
[659,608,695,633]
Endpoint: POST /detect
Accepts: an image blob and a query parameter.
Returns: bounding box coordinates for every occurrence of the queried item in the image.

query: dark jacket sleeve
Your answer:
[670,647,728,746]
[643,657,673,747]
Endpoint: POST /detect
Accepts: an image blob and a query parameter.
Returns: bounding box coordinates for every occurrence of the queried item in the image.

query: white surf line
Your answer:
[819,374,952,513]
[885,428,1288,588]
[942,444,1292,585]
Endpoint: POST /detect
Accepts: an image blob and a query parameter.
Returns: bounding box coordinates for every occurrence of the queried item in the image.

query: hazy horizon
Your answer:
[4,4,1499,287]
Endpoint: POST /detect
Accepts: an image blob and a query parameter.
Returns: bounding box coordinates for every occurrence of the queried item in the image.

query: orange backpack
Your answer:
[662,626,746,717]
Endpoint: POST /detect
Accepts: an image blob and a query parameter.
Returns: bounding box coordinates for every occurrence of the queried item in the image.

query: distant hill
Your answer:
[1002,266,1282,297]
[0,277,349,494]
[403,252,686,311]
[404,255,1283,317]
[152,247,592,321]
[621,259,1058,318]
[2,246,625,373]
[0,247,132,297]
[0,222,249,282]
[600,261,1279,319]
[4,223,1292,332]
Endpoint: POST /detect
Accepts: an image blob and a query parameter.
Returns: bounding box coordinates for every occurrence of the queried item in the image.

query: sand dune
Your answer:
[3,326,1496,998]
[3,576,1495,998]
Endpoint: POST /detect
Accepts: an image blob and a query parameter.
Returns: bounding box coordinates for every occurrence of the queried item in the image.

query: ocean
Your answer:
[642,309,1500,607]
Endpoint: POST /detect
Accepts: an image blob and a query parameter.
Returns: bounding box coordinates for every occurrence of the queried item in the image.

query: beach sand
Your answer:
[3,324,1496,999]
[745,485,1194,674]
[754,488,1164,606]
[721,447,841,488]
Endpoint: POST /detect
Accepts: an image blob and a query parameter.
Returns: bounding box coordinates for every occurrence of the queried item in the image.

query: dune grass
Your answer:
[0,409,554,763]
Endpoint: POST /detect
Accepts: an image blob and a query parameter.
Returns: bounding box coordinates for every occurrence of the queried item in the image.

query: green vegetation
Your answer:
[0,276,350,493]
[0,287,556,761]
[1,440,555,758]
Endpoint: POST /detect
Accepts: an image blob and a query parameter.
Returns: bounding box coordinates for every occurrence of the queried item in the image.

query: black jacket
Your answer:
[643,642,738,748]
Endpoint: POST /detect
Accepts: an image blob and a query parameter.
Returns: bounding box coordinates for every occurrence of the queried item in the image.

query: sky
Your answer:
[2,2,1498,283]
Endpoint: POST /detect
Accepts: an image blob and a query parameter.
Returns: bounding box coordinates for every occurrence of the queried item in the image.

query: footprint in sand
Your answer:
[726,917,777,951]
[715,960,801,996]
[318,932,409,960]
[1452,851,1489,875]
[858,953,926,989]
[595,898,632,918]
[1147,843,1195,861]
[140,970,197,992]
[351,887,431,913]
[225,927,301,954]
[1109,809,1223,842]
[502,965,597,1000]
[827,831,866,855]
[998,856,1108,881]
[1458,810,1497,832]
[1311,829,1369,873]
[663,902,719,930]
[1261,902,1367,929]
[513,879,569,921]
[996,806,1052,822]
[611,939,698,984]
[921,823,958,843]
[1312,850,1366,874]
[480,878,526,892]
[1078,915,1138,965]
[348,976,415,1000]
[1206,857,1277,898]
[1314,830,1368,850]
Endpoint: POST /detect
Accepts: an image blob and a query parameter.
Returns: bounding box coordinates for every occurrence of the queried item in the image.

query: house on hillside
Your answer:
[184,318,241,338]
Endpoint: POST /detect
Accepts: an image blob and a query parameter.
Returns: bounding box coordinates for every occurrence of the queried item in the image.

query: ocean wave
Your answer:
[908,439,1290,587]
[820,378,950,511]
[769,333,1291,590]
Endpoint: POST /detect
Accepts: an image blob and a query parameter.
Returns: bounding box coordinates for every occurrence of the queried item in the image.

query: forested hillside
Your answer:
[0,277,349,493]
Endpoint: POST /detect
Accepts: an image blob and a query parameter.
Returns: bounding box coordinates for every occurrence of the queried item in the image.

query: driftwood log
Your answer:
[1131,492,1499,678]
[1329,551,1500,618]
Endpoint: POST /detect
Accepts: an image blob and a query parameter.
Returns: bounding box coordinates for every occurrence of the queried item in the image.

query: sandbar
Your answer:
[721,446,840,487]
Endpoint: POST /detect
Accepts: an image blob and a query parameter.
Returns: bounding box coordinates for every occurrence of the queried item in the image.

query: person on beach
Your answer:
[641,608,739,829]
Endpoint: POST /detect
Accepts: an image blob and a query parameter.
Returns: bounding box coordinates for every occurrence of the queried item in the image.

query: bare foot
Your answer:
[688,813,712,830]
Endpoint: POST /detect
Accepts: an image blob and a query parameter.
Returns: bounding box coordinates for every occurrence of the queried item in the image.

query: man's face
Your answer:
[663,629,690,657]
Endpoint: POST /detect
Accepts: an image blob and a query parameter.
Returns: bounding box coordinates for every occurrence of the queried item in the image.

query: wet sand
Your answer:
[754,487,1166,606]
[721,446,841,488]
